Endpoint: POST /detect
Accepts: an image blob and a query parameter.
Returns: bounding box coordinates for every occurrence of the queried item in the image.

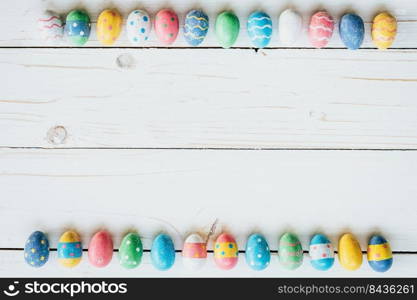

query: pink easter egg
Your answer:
[154,9,179,45]
[88,231,113,268]
[213,233,239,270]
[308,11,334,48]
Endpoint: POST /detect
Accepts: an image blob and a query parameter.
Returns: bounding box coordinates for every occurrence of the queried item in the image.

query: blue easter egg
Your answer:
[309,234,334,271]
[247,11,272,48]
[339,13,364,50]
[245,233,271,270]
[367,235,393,272]
[184,10,209,46]
[151,234,176,271]
[24,231,50,267]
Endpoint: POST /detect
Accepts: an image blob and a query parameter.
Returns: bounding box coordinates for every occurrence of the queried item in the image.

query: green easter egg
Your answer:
[65,10,91,46]
[278,232,303,270]
[118,233,143,269]
[215,11,240,48]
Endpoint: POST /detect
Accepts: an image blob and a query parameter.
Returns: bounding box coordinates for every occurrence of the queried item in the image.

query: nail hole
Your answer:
[116,54,137,70]
[47,126,68,145]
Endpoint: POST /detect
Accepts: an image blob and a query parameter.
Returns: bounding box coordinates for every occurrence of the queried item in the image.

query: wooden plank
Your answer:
[1,0,417,48]
[1,49,417,148]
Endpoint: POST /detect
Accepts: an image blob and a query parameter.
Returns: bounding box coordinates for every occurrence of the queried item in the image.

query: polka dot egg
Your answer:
[309,234,334,271]
[182,233,207,270]
[245,233,270,271]
[154,9,179,45]
[127,10,151,45]
[57,230,82,268]
[97,9,122,46]
[24,231,49,268]
[367,235,393,272]
[118,232,143,269]
[88,230,113,268]
[213,233,238,270]
[64,10,91,46]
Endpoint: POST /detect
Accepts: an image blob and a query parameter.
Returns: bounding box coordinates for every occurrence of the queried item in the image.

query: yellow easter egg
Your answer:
[338,233,363,271]
[97,9,122,45]
[58,230,82,268]
[371,12,397,50]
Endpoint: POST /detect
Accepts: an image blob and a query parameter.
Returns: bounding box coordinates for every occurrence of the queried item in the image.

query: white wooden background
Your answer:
[0,0,417,277]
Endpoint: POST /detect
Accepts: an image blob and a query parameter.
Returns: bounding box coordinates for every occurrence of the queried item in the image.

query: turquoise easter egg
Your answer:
[64,10,91,46]
[367,235,393,272]
[151,234,176,271]
[184,10,209,46]
[247,11,272,48]
[245,233,270,270]
[57,230,83,268]
[24,231,49,267]
[339,13,365,50]
[309,234,335,271]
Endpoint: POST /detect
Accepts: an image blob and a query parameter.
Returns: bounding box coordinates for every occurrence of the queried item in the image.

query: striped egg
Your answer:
[126,10,151,45]
[151,233,176,271]
[154,9,179,45]
[367,235,393,272]
[58,230,82,268]
[279,232,303,270]
[184,10,209,46]
[88,230,113,268]
[309,234,334,271]
[245,233,270,271]
[339,13,365,50]
[247,11,272,48]
[372,12,397,50]
[182,233,207,270]
[24,231,49,268]
[214,233,238,270]
[279,9,302,46]
[37,11,64,44]
[338,233,363,271]
[97,9,122,46]
[64,10,91,46]
[308,11,334,48]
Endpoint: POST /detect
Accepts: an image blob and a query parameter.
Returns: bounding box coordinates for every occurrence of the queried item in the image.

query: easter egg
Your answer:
[184,10,209,46]
[367,235,393,272]
[182,233,207,270]
[278,232,303,270]
[97,9,122,46]
[308,11,334,48]
[154,9,179,45]
[119,233,143,269]
[214,233,238,270]
[279,9,302,46]
[247,11,272,48]
[88,230,113,268]
[372,12,397,50]
[339,13,365,50]
[151,233,176,271]
[126,10,151,45]
[24,231,49,268]
[215,11,240,49]
[64,10,91,46]
[309,234,334,271]
[58,230,82,268]
[245,233,270,271]
[37,11,64,44]
[338,233,363,271]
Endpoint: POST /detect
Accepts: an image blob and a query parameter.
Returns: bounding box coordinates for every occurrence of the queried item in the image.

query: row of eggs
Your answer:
[25,231,393,272]
[38,8,397,49]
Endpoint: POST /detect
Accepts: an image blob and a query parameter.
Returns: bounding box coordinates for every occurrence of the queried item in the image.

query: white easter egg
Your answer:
[279,9,302,45]
[126,10,151,45]
[37,11,64,44]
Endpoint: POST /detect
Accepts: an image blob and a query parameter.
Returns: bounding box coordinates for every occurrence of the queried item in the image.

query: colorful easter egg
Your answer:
[126,10,151,45]
[215,11,240,49]
[58,230,82,268]
[338,233,363,271]
[97,9,122,46]
[372,12,397,50]
[64,10,91,46]
[339,13,365,50]
[182,233,207,270]
[279,9,302,45]
[184,10,209,46]
[151,233,176,271]
[367,235,393,272]
[154,9,179,45]
[119,232,143,269]
[37,11,64,44]
[309,234,335,271]
[88,230,113,268]
[24,231,49,268]
[214,233,238,270]
[247,11,272,48]
[278,233,303,270]
[308,11,334,48]
[245,233,270,271]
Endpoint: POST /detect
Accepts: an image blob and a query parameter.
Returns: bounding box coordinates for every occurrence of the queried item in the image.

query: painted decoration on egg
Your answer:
[64,10,91,46]
[58,230,82,268]
[338,233,363,271]
[308,11,334,48]
[367,235,393,272]
[97,9,122,46]
[119,232,143,269]
[339,13,365,50]
[245,233,270,271]
[214,233,238,270]
[278,232,303,270]
[182,233,207,270]
[309,234,334,271]
[88,230,113,268]
[24,231,49,267]
[151,233,176,271]
[372,12,397,50]
[215,11,240,48]
[37,11,64,43]
[154,9,179,45]
[127,10,151,45]
[279,9,302,46]
[247,11,272,48]
[184,10,209,46]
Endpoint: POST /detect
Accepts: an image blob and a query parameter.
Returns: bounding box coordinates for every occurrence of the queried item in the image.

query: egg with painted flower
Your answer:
[279,232,303,270]
[58,230,82,268]
[97,9,122,46]
[151,233,176,270]
[309,234,334,271]
[182,233,207,270]
[245,233,270,270]
[24,231,49,267]
[247,11,272,48]
[127,10,151,45]
[155,9,179,45]
[64,10,91,46]
[214,233,238,270]
[184,10,209,46]
[367,235,393,272]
